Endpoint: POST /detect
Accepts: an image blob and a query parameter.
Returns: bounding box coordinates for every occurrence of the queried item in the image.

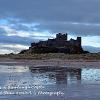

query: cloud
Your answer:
[0,0,100,53]
[82,36,100,47]
[0,24,54,54]
[0,25,52,45]
[0,0,100,36]
[0,43,29,54]
[0,43,29,50]
[83,46,100,53]
[0,49,14,54]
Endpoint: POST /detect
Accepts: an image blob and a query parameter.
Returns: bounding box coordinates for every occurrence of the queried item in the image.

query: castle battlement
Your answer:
[56,33,68,41]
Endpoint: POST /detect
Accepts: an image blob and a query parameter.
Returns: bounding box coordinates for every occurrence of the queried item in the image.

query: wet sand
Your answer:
[0,58,100,68]
[0,58,100,100]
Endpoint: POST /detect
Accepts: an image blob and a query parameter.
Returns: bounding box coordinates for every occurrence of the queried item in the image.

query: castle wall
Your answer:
[29,33,83,54]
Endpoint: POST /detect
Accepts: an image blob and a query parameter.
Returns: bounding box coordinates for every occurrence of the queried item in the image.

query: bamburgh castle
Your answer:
[20,33,88,54]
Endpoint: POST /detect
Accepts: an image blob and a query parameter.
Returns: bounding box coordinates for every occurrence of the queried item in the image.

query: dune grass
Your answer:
[0,53,100,60]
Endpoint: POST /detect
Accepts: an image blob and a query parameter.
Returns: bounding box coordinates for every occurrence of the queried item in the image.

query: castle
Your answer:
[23,33,84,54]
[20,33,88,54]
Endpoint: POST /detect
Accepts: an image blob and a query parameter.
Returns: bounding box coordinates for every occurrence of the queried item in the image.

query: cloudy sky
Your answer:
[0,0,100,54]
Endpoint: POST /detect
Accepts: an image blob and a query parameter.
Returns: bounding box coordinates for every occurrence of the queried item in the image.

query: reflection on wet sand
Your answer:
[29,66,82,85]
[1,64,100,100]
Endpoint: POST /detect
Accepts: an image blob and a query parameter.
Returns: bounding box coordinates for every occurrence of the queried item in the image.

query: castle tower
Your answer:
[56,33,68,41]
[77,37,81,47]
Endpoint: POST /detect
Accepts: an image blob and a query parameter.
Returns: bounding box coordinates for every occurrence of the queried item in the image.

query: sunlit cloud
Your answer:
[68,35,100,48]
[0,43,29,54]
[71,22,100,26]
[0,25,52,38]
[0,49,14,54]
[0,25,31,37]
[0,43,29,49]
[82,36,100,47]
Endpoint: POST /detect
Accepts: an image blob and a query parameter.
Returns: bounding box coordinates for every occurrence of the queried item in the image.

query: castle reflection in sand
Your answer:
[1,64,100,100]
[29,66,82,85]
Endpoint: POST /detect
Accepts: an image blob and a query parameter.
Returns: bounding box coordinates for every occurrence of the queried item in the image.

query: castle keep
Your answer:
[25,33,84,54]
